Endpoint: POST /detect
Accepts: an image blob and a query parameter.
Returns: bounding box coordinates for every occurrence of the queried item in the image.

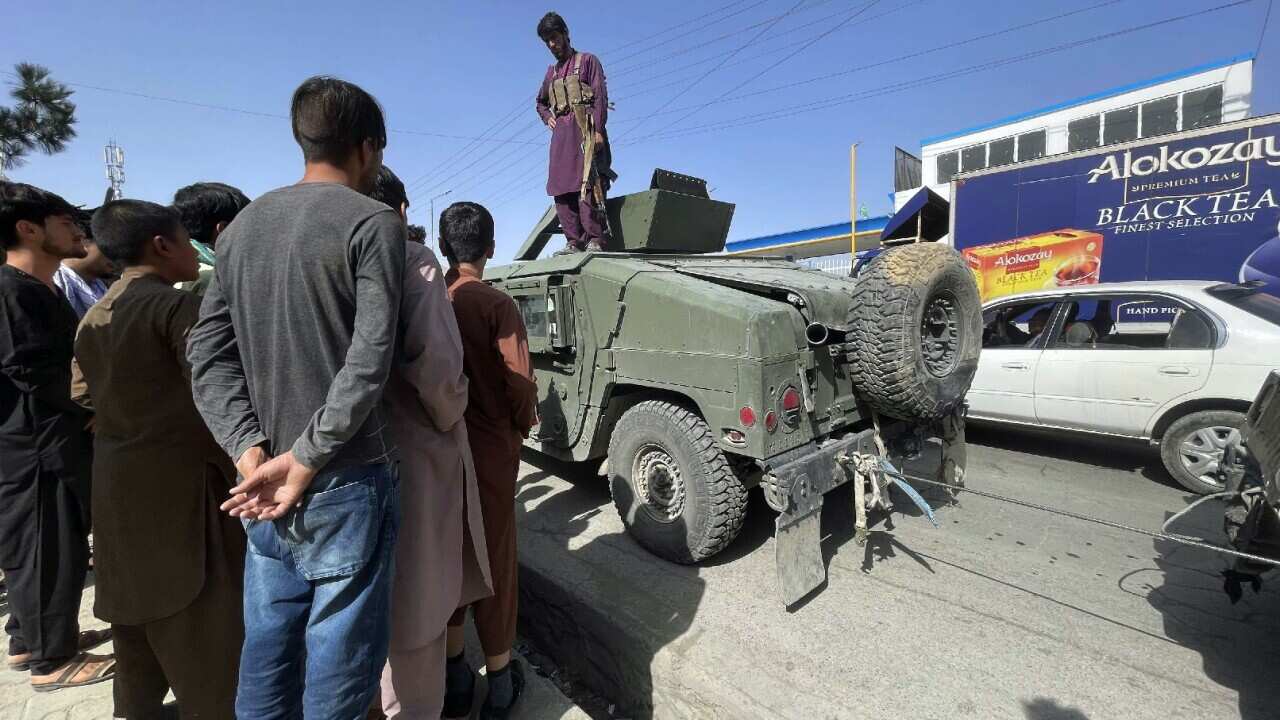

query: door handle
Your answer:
[1159,366,1192,376]
[1001,362,1029,370]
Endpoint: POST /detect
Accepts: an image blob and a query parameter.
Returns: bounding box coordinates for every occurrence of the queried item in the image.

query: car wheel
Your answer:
[1159,410,1246,494]
[607,400,748,563]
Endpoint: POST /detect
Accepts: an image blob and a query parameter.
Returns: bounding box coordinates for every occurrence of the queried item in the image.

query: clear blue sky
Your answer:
[4,0,1277,260]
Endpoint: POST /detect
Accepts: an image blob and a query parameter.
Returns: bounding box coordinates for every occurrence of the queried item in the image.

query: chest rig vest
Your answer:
[547,52,600,195]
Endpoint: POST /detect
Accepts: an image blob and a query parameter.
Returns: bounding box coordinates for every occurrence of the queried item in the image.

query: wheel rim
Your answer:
[920,291,961,378]
[633,443,686,524]
[1177,425,1234,488]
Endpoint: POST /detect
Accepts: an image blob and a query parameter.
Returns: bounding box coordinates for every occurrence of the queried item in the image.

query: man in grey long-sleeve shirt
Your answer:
[187,76,405,720]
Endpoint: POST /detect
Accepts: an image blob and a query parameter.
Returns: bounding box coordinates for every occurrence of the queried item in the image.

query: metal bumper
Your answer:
[759,415,966,606]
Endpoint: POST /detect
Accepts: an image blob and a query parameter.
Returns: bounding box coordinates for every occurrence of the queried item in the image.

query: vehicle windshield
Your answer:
[1206,283,1280,326]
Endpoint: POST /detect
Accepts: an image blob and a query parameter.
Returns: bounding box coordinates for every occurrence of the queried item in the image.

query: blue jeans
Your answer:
[235,462,400,720]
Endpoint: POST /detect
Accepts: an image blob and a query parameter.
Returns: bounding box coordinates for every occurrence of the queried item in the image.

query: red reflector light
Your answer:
[739,407,757,427]
[764,411,779,432]
[781,387,802,412]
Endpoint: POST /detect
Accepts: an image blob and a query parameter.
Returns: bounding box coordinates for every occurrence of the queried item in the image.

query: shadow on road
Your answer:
[967,424,1182,492]
[1022,697,1089,719]
[1143,496,1280,720]
[515,451,705,720]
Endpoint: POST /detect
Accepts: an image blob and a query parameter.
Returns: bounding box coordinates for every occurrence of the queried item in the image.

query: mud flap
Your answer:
[775,501,826,606]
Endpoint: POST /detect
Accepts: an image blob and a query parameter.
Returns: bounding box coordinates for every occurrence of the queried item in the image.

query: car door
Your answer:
[967,298,1062,424]
[507,276,584,450]
[1033,293,1215,437]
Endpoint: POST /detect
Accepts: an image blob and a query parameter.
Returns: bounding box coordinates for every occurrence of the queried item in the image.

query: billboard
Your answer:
[952,116,1280,301]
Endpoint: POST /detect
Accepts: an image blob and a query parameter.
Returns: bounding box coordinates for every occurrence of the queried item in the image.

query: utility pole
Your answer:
[104,141,125,201]
[849,143,860,255]
[429,189,453,245]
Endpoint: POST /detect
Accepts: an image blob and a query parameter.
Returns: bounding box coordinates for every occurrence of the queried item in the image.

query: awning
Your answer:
[880,186,949,244]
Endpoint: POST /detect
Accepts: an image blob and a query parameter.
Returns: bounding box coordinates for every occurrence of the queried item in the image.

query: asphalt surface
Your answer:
[513,425,1280,720]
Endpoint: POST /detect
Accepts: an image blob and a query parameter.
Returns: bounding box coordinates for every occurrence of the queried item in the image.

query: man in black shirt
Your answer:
[0,182,113,692]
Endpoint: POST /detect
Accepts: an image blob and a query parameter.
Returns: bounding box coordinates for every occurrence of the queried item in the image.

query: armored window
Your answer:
[1140,96,1178,138]
[1017,130,1046,161]
[1103,106,1138,145]
[1182,85,1223,129]
[988,137,1015,167]
[1068,115,1100,152]
[936,151,959,184]
[516,295,548,338]
[960,144,987,172]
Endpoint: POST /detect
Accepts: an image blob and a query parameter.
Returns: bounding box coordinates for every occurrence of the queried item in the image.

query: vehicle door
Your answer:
[1033,293,1215,436]
[506,276,583,450]
[967,298,1063,424]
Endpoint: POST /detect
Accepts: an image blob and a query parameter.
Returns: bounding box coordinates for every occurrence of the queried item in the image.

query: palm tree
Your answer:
[0,63,77,176]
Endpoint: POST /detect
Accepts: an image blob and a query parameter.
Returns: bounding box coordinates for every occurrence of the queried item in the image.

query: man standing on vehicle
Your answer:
[187,76,405,718]
[535,11,613,254]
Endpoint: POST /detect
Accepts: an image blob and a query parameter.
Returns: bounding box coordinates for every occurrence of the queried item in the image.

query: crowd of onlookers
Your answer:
[0,74,538,719]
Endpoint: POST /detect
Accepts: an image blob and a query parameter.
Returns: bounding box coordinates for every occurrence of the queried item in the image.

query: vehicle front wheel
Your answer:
[608,400,748,563]
[1159,410,1246,494]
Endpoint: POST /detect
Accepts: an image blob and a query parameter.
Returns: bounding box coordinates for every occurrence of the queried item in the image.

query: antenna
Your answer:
[104,141,125,201]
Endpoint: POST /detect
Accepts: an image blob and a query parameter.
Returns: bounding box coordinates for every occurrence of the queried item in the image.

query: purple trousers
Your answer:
[554,191,608,249]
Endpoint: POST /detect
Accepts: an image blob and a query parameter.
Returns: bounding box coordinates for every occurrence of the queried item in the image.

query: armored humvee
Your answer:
[489,170,981,604]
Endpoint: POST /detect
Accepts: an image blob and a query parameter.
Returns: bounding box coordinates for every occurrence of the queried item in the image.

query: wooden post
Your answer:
[849,143,859,255]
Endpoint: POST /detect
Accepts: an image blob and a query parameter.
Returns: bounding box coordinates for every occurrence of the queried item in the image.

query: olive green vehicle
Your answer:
[488,170,981,604]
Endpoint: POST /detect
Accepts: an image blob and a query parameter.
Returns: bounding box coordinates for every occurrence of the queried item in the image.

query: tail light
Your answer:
[780,386,802,427]
[764,411,779,433]
[739,407,757,428]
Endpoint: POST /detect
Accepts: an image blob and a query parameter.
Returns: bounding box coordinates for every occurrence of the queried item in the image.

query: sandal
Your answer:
[8,628,112,672]
[30,652,115,692]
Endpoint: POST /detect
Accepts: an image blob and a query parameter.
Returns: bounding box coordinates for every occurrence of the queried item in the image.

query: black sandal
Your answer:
[8,628,112,672]
[30,652,115,693]
[442,664,476,719]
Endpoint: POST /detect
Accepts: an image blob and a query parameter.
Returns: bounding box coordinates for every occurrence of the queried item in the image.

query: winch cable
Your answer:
[878,468,1280,568]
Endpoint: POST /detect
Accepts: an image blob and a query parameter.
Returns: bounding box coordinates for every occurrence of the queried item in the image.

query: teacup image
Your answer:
[1054,254,1101,286]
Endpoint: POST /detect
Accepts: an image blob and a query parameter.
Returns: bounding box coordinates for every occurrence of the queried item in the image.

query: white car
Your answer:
[967,281,1280,494]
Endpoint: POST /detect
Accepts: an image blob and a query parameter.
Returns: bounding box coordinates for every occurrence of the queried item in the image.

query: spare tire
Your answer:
[846,243,981,421]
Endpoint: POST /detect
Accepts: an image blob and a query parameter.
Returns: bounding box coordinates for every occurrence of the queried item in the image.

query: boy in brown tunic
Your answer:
[439,202,538,718]
[76,200,245,718]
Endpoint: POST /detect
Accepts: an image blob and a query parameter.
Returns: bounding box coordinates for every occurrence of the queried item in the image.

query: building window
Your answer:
[1141,96,1178,138]
[1068,115,1100,152]
[1183,85,1223,129]
[1103,106,1138,145]
[1017,130,1046,161]
[936,151,959,183]
[961,144,987,172]
[988,137,1015,167]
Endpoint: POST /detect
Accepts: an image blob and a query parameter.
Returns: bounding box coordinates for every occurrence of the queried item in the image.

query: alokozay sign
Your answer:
[951,115,1280,301]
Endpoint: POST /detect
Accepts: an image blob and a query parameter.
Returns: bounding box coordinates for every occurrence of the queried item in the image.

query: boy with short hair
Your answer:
[439,201,538,718]
[76,199,245,718]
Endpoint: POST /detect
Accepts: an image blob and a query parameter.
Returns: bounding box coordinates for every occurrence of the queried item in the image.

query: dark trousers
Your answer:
[554,191,608,249]
[112,492,245,720]
[449,435,518,657]
[1,468,89,675]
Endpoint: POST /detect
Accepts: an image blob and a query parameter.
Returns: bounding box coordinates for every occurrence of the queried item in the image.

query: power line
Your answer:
[663,0,886,131]
[608,0,778,67]
[611,0,1127,124]
[1258,0,1274,57]
[602,0,757,54]
[618,0,809,140]
[619,0,1257,145]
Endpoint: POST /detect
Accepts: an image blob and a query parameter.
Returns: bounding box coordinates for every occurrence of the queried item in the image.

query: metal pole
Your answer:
[428,189,453,246]
[849,143,859,255]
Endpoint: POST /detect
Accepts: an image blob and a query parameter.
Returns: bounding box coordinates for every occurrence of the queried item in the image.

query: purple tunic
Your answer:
[536,51,608,197]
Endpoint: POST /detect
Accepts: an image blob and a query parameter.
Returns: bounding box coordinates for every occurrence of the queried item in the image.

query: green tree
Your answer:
[0,63,77,174]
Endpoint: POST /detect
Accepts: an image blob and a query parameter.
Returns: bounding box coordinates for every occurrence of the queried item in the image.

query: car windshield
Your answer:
[1206,284,1280,326]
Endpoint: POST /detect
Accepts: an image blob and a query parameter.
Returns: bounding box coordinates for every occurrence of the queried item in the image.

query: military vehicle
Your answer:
[489,170,981,604]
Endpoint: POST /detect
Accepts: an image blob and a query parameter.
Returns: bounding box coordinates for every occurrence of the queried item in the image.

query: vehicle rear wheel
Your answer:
[846,243,982,421]
[1159,410,1246,494]
[608,400,748,563]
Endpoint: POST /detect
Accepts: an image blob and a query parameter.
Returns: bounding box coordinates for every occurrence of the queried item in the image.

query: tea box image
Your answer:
[962,229,1104,301]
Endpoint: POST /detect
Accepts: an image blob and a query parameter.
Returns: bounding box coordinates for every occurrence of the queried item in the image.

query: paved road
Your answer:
[513,425,1280,720]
